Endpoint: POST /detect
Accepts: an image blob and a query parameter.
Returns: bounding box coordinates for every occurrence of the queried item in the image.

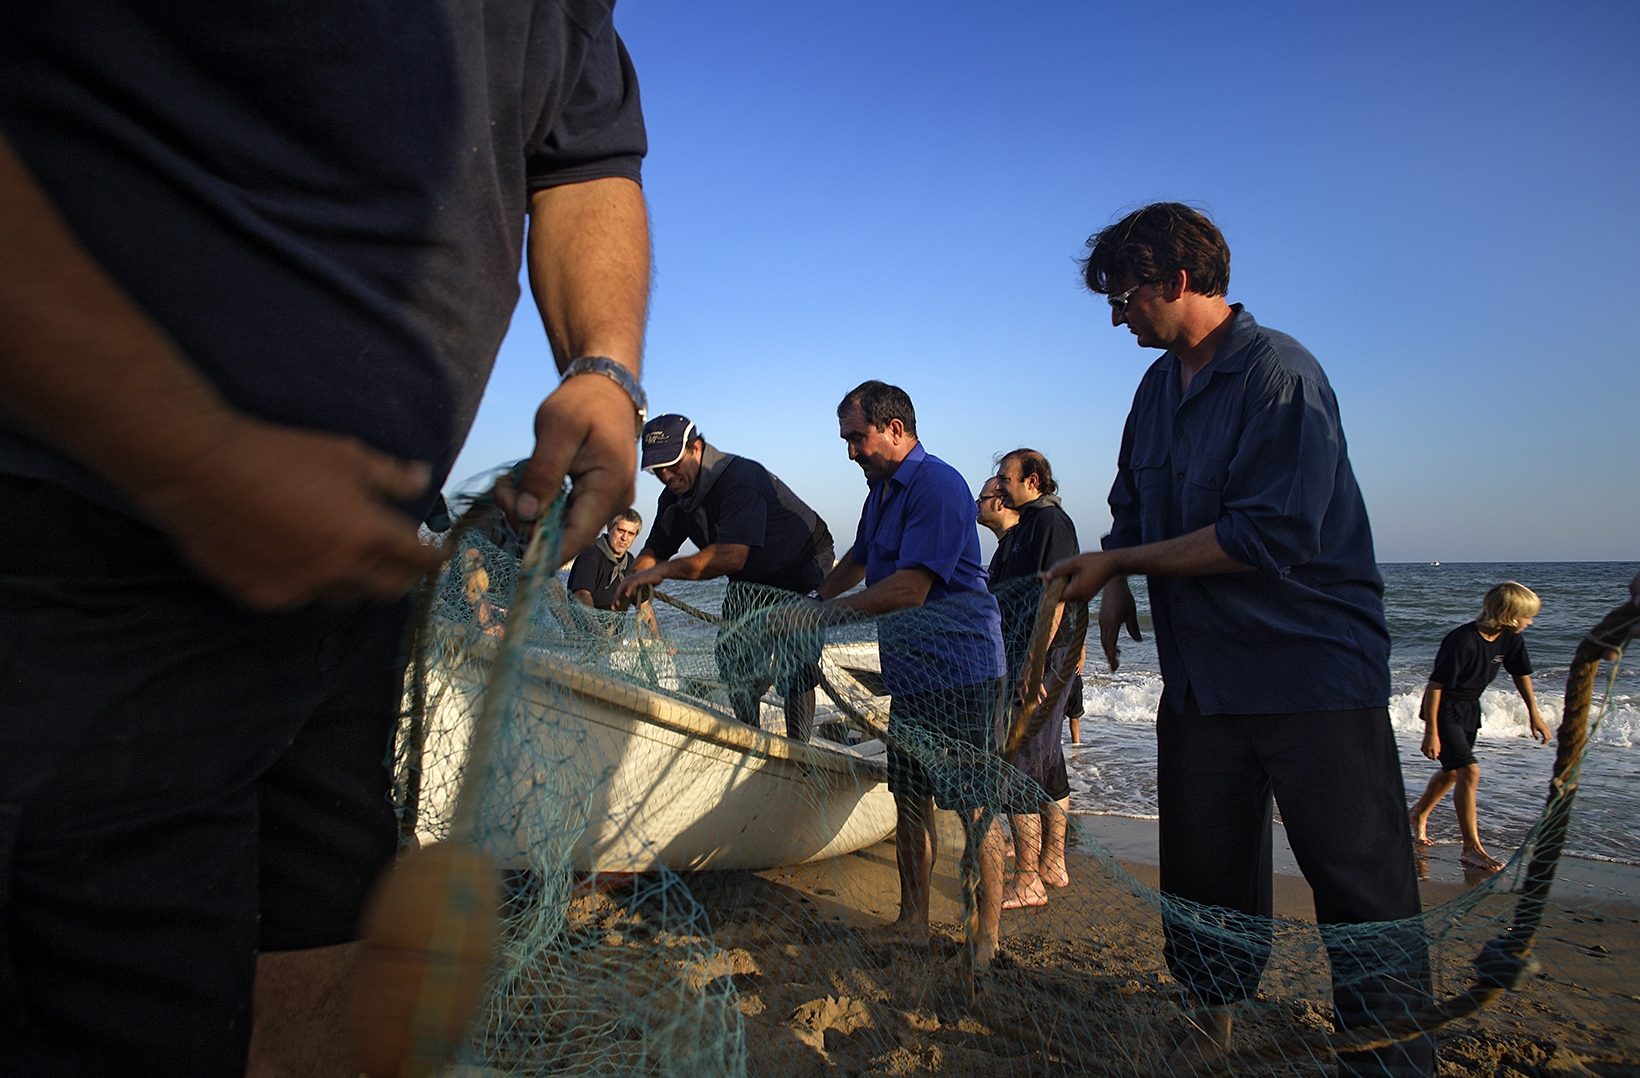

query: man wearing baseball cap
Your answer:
[618,414,833,739]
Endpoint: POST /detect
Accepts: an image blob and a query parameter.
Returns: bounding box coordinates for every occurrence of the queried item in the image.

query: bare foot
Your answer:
[964,937,1000,973]
[1460,846,1504,873]
[1000,871,1048,909]
[1408,809,1433,846]
[1165,1005,1233,1074]
[876,917,932,946]
[1040,859,1070,889]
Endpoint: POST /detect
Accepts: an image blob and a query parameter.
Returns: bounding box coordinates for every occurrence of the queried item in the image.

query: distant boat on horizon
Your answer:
[1431,560,1441,566]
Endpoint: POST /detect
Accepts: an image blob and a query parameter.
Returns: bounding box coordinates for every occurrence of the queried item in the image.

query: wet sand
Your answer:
[568,812,1640,1077]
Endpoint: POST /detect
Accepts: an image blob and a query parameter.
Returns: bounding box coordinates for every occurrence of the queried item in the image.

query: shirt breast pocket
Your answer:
[1181,456,1229,533]
[869,510,905,564]
[1128,445,1171,532]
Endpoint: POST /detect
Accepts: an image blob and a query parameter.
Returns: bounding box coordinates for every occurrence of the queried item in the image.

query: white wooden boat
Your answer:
[412,635,896,873]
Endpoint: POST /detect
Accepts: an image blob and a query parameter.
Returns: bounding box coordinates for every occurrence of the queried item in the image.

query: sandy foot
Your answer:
[1001,871,1048,909]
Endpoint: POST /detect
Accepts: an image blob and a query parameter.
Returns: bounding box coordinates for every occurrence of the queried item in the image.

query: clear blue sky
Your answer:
[451,0,1640,563]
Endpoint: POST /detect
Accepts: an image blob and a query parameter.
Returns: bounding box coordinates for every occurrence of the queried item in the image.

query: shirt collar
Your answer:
[1163,303,1258,383]
[872,440,927,493]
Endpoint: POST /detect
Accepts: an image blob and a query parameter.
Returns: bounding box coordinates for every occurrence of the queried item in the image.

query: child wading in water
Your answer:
[1409,581,1550,872]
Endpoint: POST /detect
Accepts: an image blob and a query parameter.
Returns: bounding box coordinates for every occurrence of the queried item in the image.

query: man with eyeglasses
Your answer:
[618,414,834,740]
[1047,203,1431,1078]
[975,476,1018,543]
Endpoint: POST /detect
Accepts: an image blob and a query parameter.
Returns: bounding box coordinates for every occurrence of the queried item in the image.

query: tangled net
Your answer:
[392,491,1640,1078]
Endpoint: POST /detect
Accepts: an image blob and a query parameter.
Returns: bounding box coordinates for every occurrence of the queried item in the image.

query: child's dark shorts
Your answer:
[1437,699,1482,771]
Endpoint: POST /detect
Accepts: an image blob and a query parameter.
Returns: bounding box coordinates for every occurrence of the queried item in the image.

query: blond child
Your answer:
[1408,582,1550,872]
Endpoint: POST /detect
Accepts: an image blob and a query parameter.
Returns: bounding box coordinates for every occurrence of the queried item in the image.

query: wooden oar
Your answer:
[349,501,563,1077]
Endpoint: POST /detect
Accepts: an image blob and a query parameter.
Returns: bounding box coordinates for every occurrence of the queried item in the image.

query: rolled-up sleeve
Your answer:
[526,25,647,190]
[1213,369,1340,575]
[1102,409,1144,552]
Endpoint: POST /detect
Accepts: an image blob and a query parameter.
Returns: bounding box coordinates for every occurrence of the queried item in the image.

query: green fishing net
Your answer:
[394,494,1640,1078]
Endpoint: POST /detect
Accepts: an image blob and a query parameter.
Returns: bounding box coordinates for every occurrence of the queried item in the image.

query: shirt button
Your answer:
[1176,471,1185,478]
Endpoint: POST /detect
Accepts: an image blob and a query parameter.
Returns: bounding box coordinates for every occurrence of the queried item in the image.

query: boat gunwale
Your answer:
[444,624,889,784]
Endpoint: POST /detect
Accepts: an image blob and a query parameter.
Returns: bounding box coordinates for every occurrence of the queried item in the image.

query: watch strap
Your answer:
[560,356,647,437]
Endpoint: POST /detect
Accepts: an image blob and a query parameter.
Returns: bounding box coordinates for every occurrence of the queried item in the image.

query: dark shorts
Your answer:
[0,477,404,1072]
[715,580,822,703]
[1437,700,1482,771]
[1006,646,1076,809]
[886,679,1004,811]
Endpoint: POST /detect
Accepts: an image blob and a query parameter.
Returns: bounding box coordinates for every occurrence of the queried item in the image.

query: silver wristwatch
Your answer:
[560,355,647,437]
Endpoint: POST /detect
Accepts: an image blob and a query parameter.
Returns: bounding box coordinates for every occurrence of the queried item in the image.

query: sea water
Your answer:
[631,563,1638,868]
[1070,562,1640,868]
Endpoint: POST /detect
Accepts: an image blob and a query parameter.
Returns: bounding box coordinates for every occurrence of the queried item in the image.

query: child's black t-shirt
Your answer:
[1429,622,1533,701]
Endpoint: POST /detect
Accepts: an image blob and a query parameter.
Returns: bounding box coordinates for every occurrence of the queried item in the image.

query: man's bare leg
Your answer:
[1407,769,1456,846]
[784,688,815,743]
[1040,797,1070,888]
[1001,811,1048,908]
[1453,764,1503,871]
[886,792,935,943]
[963,809,1004,969]
[246,943,364,1078]
[1068,715,1081,744]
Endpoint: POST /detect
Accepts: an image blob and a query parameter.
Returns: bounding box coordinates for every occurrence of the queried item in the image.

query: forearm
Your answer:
[827,567,933,618]
[573,589,594,607]
[0,135,238,502]
[528,177,649,375]
[651,544,748,582]
[1421,684,1443,726]
[1514,674,1541,717]
[816,551,866,600]
[1104,525,1253,579]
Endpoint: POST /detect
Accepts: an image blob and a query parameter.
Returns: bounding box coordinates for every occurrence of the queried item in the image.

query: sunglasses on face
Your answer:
[1108,281,1149,316]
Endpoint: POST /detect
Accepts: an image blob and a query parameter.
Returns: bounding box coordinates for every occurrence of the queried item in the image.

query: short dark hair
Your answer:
[837,380,917,438]
[611,507,642,529]
[998,448,1058,495]
[1079,202,1230,297]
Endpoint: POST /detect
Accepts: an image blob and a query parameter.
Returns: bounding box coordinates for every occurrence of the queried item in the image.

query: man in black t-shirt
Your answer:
[618,415,834,740]
[0,3,649,1071]
[988,449,1081,910]
[1408,582,1550,873]
[569,508,642,609]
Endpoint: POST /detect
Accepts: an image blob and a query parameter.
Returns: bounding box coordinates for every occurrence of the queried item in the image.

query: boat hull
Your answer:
[413,640,896,873]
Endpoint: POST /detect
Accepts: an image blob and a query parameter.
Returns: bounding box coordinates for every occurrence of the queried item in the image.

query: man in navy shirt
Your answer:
[813,381,1007,969]
[620,415,834,738]
[1049,204,1430,1077]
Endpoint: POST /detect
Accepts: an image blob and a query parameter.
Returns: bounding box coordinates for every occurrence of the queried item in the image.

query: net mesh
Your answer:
[395,495,1640,1078]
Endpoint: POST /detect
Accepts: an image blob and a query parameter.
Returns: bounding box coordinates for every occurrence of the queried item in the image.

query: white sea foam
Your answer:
[1389,687,1639,748]
[1079,673,1165,725]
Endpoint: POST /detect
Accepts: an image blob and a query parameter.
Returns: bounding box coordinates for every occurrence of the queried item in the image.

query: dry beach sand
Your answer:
[567,813,1640,1077]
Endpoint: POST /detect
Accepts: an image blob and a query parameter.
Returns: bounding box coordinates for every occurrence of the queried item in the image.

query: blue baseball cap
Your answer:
[641,414,697,471]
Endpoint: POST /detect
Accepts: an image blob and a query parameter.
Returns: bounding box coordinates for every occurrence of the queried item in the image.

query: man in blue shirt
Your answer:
[812,381,1008,968]
[1049,204,1431,1078]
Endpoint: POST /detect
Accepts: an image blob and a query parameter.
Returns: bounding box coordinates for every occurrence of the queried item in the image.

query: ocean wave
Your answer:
[1077,811,1162,821]
[1079,673,1165,725]
[1562,849,1640,867]
[1388,687,1638,748]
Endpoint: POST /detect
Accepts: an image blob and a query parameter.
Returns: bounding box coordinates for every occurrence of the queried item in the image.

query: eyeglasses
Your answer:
[976,494,1001,506]
[1107,281,1149,316]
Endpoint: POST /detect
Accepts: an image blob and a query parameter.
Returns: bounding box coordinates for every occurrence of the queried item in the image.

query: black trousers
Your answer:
[1157,690,1434,1078]
[0,478,405,1075]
